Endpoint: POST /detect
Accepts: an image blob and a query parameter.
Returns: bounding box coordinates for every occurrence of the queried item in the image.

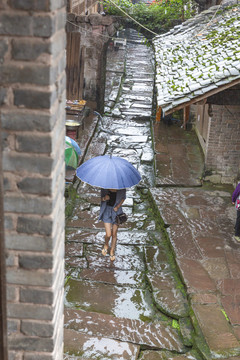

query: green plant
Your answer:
[103,0,195,36]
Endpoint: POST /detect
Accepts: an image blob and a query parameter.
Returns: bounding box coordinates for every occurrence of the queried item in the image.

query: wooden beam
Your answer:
[156,105,162,122]
[183,105,190,130]
[164,78,240,115]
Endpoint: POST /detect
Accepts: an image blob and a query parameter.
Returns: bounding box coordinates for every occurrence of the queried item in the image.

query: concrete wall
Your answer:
[205,104,240,184]
[0,0,66,358]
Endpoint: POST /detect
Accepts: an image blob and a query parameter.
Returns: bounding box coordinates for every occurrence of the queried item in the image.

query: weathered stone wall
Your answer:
[205,105,240,183]
[0,0,66,359]
[66,13,120,110]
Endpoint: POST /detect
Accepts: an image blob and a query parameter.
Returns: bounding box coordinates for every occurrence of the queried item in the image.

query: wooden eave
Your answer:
[164,78,240,115]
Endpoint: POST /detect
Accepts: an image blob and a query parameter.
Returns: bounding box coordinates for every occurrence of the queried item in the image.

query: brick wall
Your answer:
[205,105,240,183]
[0,0,66,359]
[71,0,101,15]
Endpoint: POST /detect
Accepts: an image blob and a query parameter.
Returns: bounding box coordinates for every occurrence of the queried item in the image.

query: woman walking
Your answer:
[99,188,126,261]
[76,155,140,259]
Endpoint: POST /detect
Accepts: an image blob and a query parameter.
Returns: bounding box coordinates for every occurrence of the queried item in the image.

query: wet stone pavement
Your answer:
[64,29,240,360]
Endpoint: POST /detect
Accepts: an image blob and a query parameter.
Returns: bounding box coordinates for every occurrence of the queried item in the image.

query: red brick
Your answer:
[218,279,240,296]
[221,295,240,326]
[195,236,225,258]
[192,303,240,353]
[177,258,216,293]
[168,226,202,260]
[191,293,218,304]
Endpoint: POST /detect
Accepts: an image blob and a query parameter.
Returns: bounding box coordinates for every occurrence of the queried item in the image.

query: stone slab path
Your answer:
[65,309,186,351]
[64,29,193,360]
[64,28,240,360]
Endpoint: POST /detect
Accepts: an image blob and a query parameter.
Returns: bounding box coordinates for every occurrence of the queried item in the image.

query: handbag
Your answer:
[115,212,127,225]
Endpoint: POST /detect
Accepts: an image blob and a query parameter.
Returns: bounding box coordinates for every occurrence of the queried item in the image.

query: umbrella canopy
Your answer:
[65,140,80,169]
[76,155,141,189]
[65,136,81,157]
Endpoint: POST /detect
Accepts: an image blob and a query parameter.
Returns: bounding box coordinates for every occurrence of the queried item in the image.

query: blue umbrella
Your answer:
[76,155,141,189]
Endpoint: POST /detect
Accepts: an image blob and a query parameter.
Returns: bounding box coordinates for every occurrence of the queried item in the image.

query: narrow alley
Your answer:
[64,29,240,360]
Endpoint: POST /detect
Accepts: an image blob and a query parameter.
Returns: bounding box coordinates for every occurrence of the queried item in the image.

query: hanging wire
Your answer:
[67,0,226,42]
[107,0,158,36]
[67,0,159,38]
[67,20,113,39]
[194,0,223,37]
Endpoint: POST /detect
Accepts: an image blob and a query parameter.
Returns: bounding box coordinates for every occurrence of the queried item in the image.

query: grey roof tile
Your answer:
[216,76,240,86]
[153,3,240,113]
[193,89,206,96]
[188,83,203,92]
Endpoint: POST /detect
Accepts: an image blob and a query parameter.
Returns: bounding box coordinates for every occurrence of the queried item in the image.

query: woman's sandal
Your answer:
[110,254,115,261]
[102,246,108,256]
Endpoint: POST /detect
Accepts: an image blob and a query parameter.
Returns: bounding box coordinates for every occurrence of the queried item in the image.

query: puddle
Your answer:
[64,329,140,360]
[114,126,148,135]
[116,230,159,245]
[86,244,145,271]
[79,268,144,286]
[65,279,156,321]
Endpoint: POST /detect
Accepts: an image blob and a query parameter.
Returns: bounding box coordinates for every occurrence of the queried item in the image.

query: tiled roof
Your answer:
[153,3,240,114]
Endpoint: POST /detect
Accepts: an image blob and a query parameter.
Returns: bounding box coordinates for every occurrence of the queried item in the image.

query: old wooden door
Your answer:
[66,32,84,100]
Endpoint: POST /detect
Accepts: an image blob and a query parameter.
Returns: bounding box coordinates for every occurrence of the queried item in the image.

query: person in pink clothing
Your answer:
[232,182,240,241]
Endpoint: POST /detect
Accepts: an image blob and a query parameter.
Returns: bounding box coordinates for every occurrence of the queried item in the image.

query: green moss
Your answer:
[142,189,189,301]
[172,319,180,330]
[64,275,72,286]
[65,184,78,219]
[189,308,212,360]
[179,317,195,347]
[221,309,230,322]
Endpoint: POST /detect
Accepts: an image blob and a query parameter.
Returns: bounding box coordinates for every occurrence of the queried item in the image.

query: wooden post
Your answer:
[68,0,73,12]
[156,105,162,122]
[183,105,190,130]
[0,126,8,360]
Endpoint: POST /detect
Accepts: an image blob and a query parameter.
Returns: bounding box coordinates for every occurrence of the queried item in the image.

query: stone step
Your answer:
[65,277,155,320]
[66,229,159,246]
[120,110,152,118]
[64,328,140,359]
[192,303,240,359]
[64,308,187,352]
[144,246,189,318]
[66,208,153,231]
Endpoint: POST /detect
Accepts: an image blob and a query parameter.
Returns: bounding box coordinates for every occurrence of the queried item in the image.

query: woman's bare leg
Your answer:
[102,222,112,255]
[110,224,119,260]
